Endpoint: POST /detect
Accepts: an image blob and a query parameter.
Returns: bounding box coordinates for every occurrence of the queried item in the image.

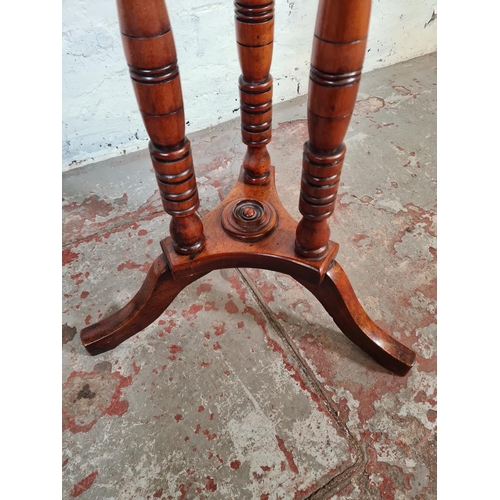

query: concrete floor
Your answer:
[62,52,436,499]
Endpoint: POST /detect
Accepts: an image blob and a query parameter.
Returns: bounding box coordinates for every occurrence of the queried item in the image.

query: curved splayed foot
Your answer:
[80,249,415,375]
[297,262,416,376]
[80,171,415,375]
[80,255,208,355]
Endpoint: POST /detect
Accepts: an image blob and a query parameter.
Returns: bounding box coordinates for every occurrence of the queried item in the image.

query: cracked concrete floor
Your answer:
[62,52,436,499]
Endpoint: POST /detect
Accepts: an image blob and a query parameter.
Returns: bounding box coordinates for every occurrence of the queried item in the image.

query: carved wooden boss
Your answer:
[81,0,416,376]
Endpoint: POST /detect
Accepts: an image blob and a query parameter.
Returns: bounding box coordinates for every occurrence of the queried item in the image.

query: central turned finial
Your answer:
[241,206,257,219]
[221,198,277,241]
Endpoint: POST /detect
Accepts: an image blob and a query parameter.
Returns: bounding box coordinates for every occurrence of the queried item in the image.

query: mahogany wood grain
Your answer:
[160,167,339,285]
[82,167,414,376]
[295,0,371,258]
[297,263,416,376]
[80,255,209,355]
[117,0,205,255]
[235,0,275,184]
[80,0,416,376]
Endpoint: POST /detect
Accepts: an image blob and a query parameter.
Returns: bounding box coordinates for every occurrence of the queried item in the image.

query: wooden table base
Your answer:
[80,0,416,377]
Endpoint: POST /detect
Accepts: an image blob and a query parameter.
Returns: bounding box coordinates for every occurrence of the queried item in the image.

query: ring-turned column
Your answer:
[235,0,275,185]
[117,0,205,255]
[295,0,371,258]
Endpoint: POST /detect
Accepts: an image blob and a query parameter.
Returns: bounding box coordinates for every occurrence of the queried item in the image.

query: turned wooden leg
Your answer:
[80,255,209,355]
[296,263,416,376]
[235,0,274,185]
[118,0,205,255]
[295,0,371,258]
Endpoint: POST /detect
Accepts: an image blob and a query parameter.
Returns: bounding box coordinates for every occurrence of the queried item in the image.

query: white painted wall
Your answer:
[62,0,436,170]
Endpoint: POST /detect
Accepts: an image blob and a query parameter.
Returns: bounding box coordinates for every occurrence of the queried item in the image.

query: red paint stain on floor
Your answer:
[205,476,217,492]
[203,429,217,440]
[297,333,333,385]
[62,248,79,266]
[62,193,164,247]
[153,488,163,498]
[182,304,203,321]
[117,260,150,273]
[221,273,247,302]
[242,306,267,334]
[212,322,226,336]
[230,460,241,470]
[169,345,183,355]
[196,283,212,296]
[275,435,298,474]
[174,414,183,423]
[257,282,277,304]
[225,299,239,314]
[198,405,205,412]
[163,319,177,335]
[63,370,132,434]
[70,471,98,497]
[352,233,371,245]
[294,481,325,500]
[276,311,288,322]
[107,395,129,417]
[178,483,191,499]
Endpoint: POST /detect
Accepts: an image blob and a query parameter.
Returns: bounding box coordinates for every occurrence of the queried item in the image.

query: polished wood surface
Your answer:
[117,0,205,255]
[81,167,415,375]
[297,264,416,376]
[80,255,207,355]
[295,0,371,258]
[160,167,339,284]
[235,0,274,185]
[81,0,416,377]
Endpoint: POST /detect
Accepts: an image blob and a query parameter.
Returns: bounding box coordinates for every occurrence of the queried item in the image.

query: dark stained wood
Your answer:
[80,0,416,376]
[297,263,416,376]
[82,168,414,375]
[161,167,339,285]
[221,198,278,242]
[235,0,274,184]
[80,255,209,354]
[295,0,371,258]
[117,0,205,255]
